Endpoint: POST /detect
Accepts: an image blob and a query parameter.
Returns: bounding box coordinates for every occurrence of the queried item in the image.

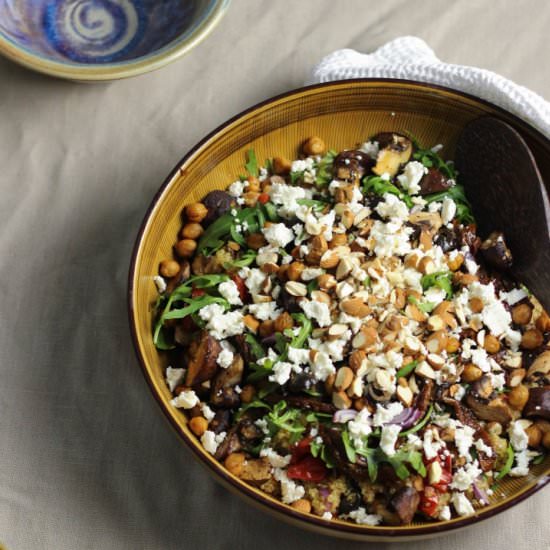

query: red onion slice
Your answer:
[473,482,490,505]
[387,408,422,428]
[333,409,358,423]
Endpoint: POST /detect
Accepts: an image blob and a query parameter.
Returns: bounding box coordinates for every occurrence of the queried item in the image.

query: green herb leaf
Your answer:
[423,184,474,224]
[342,430,357,464]
[235,398,271,421]
[296,198,330,211]
[266,401,306,443]
[412,146,456,180]
[407,295,435,314]
[362,175,413,207]
[245,333,265,360]
[263,201,279,222]
[245,148,259,177]
[163,295,228,320]
[223,249,258,269]
[396,360,418,379]
[315,149,337,186]
[496,444,515,480]
[421,271,454,299]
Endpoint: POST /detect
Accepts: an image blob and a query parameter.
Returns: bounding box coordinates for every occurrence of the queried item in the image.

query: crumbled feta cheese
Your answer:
[269,361,294,385]
[201,403,216,422]
[241,268,267,295]
[301,267,324,281]
[450,492,475,516]
[165,367,185,392]
[269,181,313,218]
[454,425,476,459]
[423,429,443,460]
[310,351,335,381]
[397,161,427,195]
[482,301,512,336]
[510,449,539,477]
[509,420,529,451]
[475,438,493,457]
[501,288,528,306]
[299,300,332,327]
[218,280,243,305]
[450,462,481,491]
[369,220,413,258]
[347,508,382,525]
[375,193,409,221]
[380,424,401,456]
[321,512,333,520]
[248,301,281,321]
[170,389,199,409]
[428,201,442,213]
[273,468,305,503]
[153,275,167,293]
[441,197,457,224]
[201,430,226,454]
[372,402,404,427]
[262,223,295,247]
[424,286,447,305]
[287,347,311,366]
[438,506,451,521]
[228,180,244,197]
[348,408,372,447]
[260,447,291,468]
[216,347,234,369]
[199,304,244,339]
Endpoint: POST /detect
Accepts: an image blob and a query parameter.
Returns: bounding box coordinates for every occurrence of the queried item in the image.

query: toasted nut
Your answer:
[426,353,445,371]
[246,232,267,250]
[243,314,260,333]
[320,250,340,269]
[185,202,208,223]
[536,420,550,434]
[447,253,464,271]
[311,290,331,305]
[302,136,326,156]
[418,256,436,274]
[403,336,421,355]
[427,314,446,332]
[483,334,501,354]
[526,424,543,447]
[462,363,483,382]
[334,367,354,391]
[333,390,352,409]
[261,262,279,274]
[536,310,550,332]
[285,281,308,297]
[341,297,371,318]
[336,257,354,280]
[227,241,240,252]
[181,222,204,240]
[352,326,378,349]
[469,297,484,313]
[159,259,180,278]
[329,233,348,248]
[509,368,526,387]
[224,452,246,477]
[419,228,433,251]
[341,209,355,229]
[512,303,533,325]
[349,350,366,372]
[405,303,428,323]
[175,239,197,258]
[397,384,414,407]
[307,235,328,264]
[328,323,348,339]
[508,385,530,410]
[415,361,436,380]
[272,312,292,333]
[287,261,305,281]
[189,416,208,436]
[404,253,420,269]
[521,329,544,350]
[433,301,452,316]
[446,337,460,354]
[273,156,292,175]
[243,191,259,207]
[425,330,448,354]
[543,432,550,450]
[291,498,312,514]
[454,272,478,286]
[317,273,336,290]
[324,373,336,395]
[240,384,256,404]
[391,287,406,310]
[427,461,443,485]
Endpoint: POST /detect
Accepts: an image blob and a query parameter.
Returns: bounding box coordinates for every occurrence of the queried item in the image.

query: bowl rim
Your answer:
[128,78,550,539]
[0,0,230,81]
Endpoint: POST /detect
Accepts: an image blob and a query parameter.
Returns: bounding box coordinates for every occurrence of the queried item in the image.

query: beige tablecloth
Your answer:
[1,1,549,548]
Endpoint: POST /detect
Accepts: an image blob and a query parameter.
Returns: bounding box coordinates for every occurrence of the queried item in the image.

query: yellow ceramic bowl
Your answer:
[128,80,550,541]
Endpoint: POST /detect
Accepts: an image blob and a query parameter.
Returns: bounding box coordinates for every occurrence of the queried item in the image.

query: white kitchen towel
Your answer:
[310,36,550,138]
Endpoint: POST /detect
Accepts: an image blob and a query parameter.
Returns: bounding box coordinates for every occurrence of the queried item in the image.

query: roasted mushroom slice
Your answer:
[523,386,550,420]
[418,167,453,195]
[372,133,413,177]
[333,150,373,182]
[185,331,221,387]
[238,457,272,486]
[390,487,420,525]
[480,231,513,271]
[527,351,550,384]
[464,377,513,425]
[210,353,244,408]
[202,190,234,226]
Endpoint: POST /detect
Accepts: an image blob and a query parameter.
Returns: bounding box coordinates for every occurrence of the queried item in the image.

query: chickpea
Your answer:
[469,297,484,314]
[240,384,256,404]
[274,312,294,333]
[189,416,208,437]
[508,384,530,410]
[536,310,550,333]
[159,259,180,278]
[521,329,544,350]
[291,499,312,514]
[525,424,543,447]
[243,191,260,207]
[246,232,266,250]
[447,254,464,272]
[185,202,208,223]
[272,156,292,175]
[483,334,501,354]
[543,431,550,450]
[246,175,261,192]
[181,222,204,240]
[302,136,326,156]
[175,239,197,258]
[462,363,483,382]
[446,337,461,354]
[512,303,532,325]
[287,261,305,282]
[224,453,246,477]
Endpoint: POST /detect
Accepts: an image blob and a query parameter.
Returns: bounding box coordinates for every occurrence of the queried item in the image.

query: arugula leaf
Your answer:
[407,295,435,314]
[163,295,228,320]
[496,444,515,480]
[310,438,335,468]
[315,149,337,186]
[342,430,357,463]
[262,201,279,222]
[421,271,454,299]
[245,333,265,360]
[266,401,306,443]
[223,249,257,269]
[362,175,414,208]
[396,360,418,379]
[247,359,274,383]
[423,184,474,224]
[290,313,313,349]
[532,453,547,465]
[234,398,271,421]
[412,146,456,180]
[245,148,259,177]
[296,198,330,212]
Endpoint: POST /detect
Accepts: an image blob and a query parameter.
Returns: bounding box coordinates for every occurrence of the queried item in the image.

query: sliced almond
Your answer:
[352,326,378,349]
[317,273,337,290]
[404,253,421,269]
[342,297,371,318]
[332,390,352,410]
[334,367,354,391]
[320,249,340,269]
[509,368,526,387]
[415,361,436,380]
[341,209,355,229]
[427,314,446,332]
[404,336,421,355]
[426,353,445,371]
[311,290,331,305]
[285,281,307,297]
[349,350,367,372]
[375,369,394,392]
[253,294,273,303]
[328,323,348,339]
[405,303,428,323]
[397,384,414,407]
[336,257,354,280]
[425,330,448,353]
[419,228,433,251]
[418,256,436,275]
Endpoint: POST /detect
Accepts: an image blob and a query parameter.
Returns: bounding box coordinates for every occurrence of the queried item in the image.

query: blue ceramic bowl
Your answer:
[0,0,230,80]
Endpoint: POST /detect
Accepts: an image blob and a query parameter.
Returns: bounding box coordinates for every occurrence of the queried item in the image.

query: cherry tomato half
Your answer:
[258,193,270,204]
[419,486,439,517]
[287,456,327,482]
[290,437,313,465]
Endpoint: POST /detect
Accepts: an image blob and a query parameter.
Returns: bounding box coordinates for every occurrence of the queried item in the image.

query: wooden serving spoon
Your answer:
[455,117,550,310]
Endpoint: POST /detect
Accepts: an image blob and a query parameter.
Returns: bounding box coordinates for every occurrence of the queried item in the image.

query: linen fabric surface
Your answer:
[0,1,549,549]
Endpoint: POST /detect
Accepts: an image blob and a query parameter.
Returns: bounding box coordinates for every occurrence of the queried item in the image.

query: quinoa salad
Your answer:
[152,133,550,526]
